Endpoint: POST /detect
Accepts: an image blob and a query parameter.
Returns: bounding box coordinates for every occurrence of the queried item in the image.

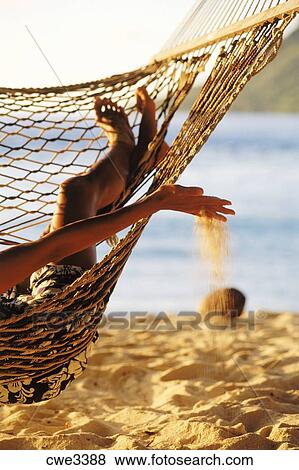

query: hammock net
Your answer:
[0,0,298,386]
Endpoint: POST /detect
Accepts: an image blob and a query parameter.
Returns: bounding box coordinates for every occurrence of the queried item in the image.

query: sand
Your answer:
[0,312,299,450]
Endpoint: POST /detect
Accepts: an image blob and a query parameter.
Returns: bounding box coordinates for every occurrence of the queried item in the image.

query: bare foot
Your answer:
[136,86,155,114]
[136,87,157,140]
[132,87,168,173]
[94,97,135,148]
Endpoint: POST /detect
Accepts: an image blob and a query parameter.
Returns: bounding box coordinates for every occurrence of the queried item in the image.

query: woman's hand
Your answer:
[154,184,235,222]
[0,183,233,294]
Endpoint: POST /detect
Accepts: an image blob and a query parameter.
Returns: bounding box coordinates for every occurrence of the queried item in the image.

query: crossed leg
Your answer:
[50,87,163,270]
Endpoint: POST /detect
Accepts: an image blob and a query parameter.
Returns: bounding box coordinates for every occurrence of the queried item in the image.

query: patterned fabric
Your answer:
[0,264,99,405]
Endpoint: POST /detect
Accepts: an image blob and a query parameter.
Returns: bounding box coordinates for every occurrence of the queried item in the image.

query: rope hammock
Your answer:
[0,0,298,397]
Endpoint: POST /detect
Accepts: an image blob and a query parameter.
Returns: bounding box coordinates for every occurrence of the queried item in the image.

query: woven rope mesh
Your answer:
[0,0,297,384]
[0,58,202,246]
[156,0,291,58]
[0,0,294,246]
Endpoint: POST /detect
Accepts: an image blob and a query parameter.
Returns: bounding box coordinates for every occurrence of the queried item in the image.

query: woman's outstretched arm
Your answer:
[0,185,234,294]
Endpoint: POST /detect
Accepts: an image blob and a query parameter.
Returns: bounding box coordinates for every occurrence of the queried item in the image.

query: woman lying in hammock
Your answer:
[0,87,234,301]
[0,87,235,404]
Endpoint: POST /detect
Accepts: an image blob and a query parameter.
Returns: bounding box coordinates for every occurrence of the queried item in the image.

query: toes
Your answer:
[136,86,148,97]
[117,105,125,115]
[94,97,106,116]
[95,97,125,117]
[94,97,116,111]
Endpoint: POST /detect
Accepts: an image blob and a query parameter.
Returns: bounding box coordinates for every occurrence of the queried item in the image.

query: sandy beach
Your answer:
[0,312,299,450]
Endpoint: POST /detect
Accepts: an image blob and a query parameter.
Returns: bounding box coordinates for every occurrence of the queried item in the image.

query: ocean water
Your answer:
[107,113,299,313]
[1,112,299,312]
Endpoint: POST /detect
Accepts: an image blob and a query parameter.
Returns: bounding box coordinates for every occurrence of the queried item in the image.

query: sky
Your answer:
[1,1,298,88]
[1,0,195,88]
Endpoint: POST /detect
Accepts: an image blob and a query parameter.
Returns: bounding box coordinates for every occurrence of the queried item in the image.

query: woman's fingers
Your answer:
[203,204,234,215]
[196,195,232,205]
[218,207,235,215]
[204,207,235,217]
[160,185,234,221]
[203,211,228,222]
[193,195,235,216]
[193,196,235,221]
